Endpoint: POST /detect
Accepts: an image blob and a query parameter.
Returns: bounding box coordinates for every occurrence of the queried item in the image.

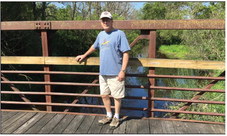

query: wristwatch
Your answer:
[121,70,126,73]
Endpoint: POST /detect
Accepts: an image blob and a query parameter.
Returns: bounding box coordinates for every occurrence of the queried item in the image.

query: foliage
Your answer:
[1,2,34,21]
[142,2,166,19]
[159,45,189,59]
[181,30,225,61]
[180,2,225,61]
[1,2,43,57]
[141,2,187,49]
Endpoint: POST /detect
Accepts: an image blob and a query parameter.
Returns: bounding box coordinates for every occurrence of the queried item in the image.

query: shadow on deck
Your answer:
[1,111,225,134]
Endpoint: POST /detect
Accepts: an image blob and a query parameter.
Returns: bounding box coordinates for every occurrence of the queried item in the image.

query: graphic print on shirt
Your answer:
[100,39,111,51]
[101,39,110,46]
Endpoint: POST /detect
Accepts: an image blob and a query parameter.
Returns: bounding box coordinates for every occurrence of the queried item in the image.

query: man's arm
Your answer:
[117,51,129,81]
[75,45,96,62]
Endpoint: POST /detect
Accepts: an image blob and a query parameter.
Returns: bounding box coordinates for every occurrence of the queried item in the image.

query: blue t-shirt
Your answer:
[93,29,131,76]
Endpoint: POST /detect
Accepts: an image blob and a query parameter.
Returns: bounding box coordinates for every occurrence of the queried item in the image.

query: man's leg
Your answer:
[99,75,112,117]
[114,98,121,119]
[109,98,121,128]
[98,95,112,125]
[101,95,112,113]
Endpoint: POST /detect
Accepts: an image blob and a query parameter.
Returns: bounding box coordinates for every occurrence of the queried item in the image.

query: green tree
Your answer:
[1,2,43,57]
[181,2,225,61]
[140,2,186,50]
[1,2,34,21]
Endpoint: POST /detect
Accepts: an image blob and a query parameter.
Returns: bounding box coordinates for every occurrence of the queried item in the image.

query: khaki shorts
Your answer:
[99,75,125,99]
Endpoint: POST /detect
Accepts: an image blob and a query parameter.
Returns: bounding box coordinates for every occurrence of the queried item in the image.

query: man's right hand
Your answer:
[75,46,96,62]
[75,55,86,62]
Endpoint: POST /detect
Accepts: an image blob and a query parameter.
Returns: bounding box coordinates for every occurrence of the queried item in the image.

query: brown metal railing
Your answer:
[1,67,225,124]
[1,19,225,125]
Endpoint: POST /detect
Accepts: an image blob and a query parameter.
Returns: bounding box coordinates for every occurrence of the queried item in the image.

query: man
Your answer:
[75,11,130,128]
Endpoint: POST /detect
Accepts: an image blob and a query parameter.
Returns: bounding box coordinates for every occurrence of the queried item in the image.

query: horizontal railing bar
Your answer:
[0,91,101,96]
[146,74,225,80]
[1,56,225,70]
[150,86,224,93]
[1,70,225,80]
[1,81,100,86]
[0,101,147,111]
[151,97,225,105]
[1,81,224,93]
[1,20,225,30]
[1,101,224,116]
[1,70,99,76]
[1,91,224,105]
[151,109,225,116]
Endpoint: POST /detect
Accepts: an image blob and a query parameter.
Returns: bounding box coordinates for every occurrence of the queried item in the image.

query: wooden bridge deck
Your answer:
[1,111,225,134]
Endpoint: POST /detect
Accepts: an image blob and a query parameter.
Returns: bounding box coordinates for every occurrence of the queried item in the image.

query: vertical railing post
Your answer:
[41,30,52,111]
[148,30,156,117]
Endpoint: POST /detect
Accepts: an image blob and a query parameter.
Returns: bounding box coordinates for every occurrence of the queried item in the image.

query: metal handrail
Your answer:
[1,91,225,105]
[1,70,225,80]
[1,80,224,93]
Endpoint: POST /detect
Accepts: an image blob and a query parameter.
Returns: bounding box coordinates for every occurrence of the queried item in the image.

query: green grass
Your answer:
[159,45,189,59]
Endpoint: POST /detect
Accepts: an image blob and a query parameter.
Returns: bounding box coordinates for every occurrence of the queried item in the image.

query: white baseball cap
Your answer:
[100,11,112,19]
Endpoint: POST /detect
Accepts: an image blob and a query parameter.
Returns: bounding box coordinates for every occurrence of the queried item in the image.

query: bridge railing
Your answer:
[1,19,225,125]
[1,56,225,124]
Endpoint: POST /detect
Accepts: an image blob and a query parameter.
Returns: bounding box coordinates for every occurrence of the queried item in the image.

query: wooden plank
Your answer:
[2,112,27,130]
[2,56,224,70]
[50,114,76,134]
[125,119,137,134]
[99,122,114,134]
[1,111,11,117]
[189,122,221,134]
[172,121,190,134]
[13,112,46,134]
[3,112,36,134]
[160,120,176,134]
[75,115,96,134]
[62,115,85,133]
[25,113,56,134]
[210,124,225,134]
[1,56,44,64]
[216,125,225,134]
[198,123,220,134]
[88,116,103,134]
[1,111,225,134]
[38,113,66,134]
[1,20,225,30]
[1,111,18,123]
[113,119,127,134]
[149,119,163,133]
[184,122,202,133]
[45,57,100,66]
[137,119,150,134]
[129,58,225,70]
